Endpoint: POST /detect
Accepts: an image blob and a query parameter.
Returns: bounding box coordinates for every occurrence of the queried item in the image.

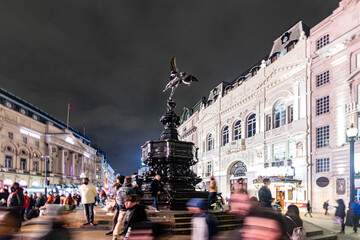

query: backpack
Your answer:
[286,216,306,240]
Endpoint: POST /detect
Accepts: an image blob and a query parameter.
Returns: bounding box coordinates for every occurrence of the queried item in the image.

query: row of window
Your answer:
[5,155,39,171]
[8,132,39,147]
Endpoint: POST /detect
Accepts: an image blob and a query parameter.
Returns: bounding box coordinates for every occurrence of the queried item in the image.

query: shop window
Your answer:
[8,132,13,140]
[20,158,26,170]
[316,34,329,50]
[23,137,27,144]
[207,134,213,151]
[316,96,329,115]
[5,155,12,168]
[316,70,330,87]
[222,126,229,146]
[288,189,293,200]
[316,158,330,173]
[247,114,256,138]
[316,125,330,148]
[234,120,241,140]
[274,101,286,128]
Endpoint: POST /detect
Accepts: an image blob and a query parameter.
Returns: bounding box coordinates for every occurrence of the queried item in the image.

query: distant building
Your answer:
[0,88,103,189]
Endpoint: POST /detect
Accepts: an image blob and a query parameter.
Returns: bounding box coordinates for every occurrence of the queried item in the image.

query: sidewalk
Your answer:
[302,212,359,240]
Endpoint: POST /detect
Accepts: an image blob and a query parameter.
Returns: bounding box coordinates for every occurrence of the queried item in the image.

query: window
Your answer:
[20,158,26,170]
[316,125,330,148]
[23,137,27,144]
[316,158,330,173]
[316,96,330,115]
[316,70,330,87]
[207,134,213,151]
[8,132,13,140]
[207,161,212,174]
[33,161,39,172]
[234,120,241,140]
[274,101,286,128]
[273,142,286,161]
[289,106,294,123]
[52,147,56,153]
[316,34,329,50]
[247,114,256,137]
[357,53,360,68]
[5,155,12,168]
[35,141,39,147]
[267,115,272,131]
[222,126,229,146]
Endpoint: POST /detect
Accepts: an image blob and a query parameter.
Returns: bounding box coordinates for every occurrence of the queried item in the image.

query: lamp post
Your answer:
[41,155,52,196]
[346,123,358,203]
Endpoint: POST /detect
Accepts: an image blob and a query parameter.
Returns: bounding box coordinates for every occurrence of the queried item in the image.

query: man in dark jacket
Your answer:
[304,200,313,217]
[350,201,360,233]
[7,182,25,231]
[113,177,134,240]
[35,193,46,208]
[53,193,61,204]
[120,194,148,239]
[258,178,272,208]
[151,175,163,212]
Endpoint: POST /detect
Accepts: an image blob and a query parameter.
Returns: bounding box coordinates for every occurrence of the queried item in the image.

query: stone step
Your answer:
[307,234,338,240]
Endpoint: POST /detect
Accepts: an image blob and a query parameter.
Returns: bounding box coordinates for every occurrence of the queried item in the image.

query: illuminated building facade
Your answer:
[0,88,100,189]
[310,0,360,211]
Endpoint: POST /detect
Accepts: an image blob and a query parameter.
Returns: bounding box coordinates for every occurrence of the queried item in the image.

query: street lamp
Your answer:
[41,155,52,196]
[346,123,358,203]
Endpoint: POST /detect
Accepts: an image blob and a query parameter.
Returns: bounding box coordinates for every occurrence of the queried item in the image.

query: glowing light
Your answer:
[4,179,13,186]
[32,181,40,187]
[19,180,27,186]
[65,137,74,145]
[20,127,41,139]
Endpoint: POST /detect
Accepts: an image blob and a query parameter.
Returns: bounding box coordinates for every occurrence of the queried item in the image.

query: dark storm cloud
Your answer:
[0,0,340,175]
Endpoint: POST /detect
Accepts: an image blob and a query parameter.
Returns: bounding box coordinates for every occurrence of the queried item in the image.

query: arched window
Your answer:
[274,101,286,128]
[222,126,229,146]
[207,134,213,151]
[247,114,256,137]
[234,120,242,140]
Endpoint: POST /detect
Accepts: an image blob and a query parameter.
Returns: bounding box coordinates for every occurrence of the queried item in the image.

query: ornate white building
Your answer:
[0,88,100,189]
[180,22,311,208]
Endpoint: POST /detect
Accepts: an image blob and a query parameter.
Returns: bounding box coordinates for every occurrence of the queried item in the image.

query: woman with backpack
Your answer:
[283,205,306,239]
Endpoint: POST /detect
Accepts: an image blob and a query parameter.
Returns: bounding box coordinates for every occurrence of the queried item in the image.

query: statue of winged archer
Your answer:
[163,57,198,99]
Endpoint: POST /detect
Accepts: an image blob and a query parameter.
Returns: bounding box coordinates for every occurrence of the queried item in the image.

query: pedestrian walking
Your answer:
[258,178,272,208]
[151,175,163,212]
[335,199,346,234]
[350,200,360,233]
[53,193,61,204]
[79,177,97,226]
[206,176,217,210]
[105,175,125,236]
[284,205,306,239]
[186,198,218,240]
[304,201,313,217]
[113,176,134,240]
[323,200,329,215]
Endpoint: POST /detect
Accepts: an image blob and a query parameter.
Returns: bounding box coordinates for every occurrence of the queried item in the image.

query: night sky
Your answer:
[0,0,340,175]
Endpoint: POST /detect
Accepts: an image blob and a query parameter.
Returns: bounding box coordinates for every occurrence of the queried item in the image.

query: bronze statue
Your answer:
[162,57,198,99]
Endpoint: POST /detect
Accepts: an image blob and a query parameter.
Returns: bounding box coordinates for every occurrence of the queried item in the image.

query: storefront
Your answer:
[254,176,304,209]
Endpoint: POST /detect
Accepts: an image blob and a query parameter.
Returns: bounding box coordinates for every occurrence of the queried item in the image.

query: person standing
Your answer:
[113,176,134,240]
[335,199,346,234]
[7,182,25,231]
[283,205,305,239]
[206,176,218,210]
[22,192,30,221]
[79,177,97,226]
[258,178,272,208]
[304,201,313,217]
[350,200,360,233]
[53,193,61,204]
[151,175,163,212]
[323,200,329,215]
[105,175,125,236]
[231,178,246,194]
[46,193,54,204]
